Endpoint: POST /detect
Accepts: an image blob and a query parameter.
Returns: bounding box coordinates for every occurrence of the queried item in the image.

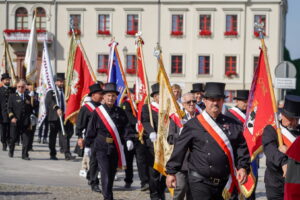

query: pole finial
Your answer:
[153,43,162,59]
[254,22,265,39]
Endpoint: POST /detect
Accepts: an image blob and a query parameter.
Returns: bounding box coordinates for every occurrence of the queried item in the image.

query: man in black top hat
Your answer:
[86,83,134,200]
[45,73,75,160]
[0,73,14,151]
[190,83,205,112]
[141,83,166,200]
[76,83,103,193]
[166,82,250,200]
[263,95,300,200]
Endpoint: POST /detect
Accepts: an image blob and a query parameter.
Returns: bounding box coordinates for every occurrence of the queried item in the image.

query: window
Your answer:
[171,14,183,36]
[126,55,136,74]
[98,54,109,73]
[98,14,110,35]
[225,90,236,103]
[33,7,46,31]
[254,15,266,37]
[15,7,28,30]
[225,56,237,76]
[171,55,183,74]
[127,14,138,35]
[199,15,211,36]
[69,14,81,35]
[225,15,238,36]
[253,56,259,73]
[198,56,210,75]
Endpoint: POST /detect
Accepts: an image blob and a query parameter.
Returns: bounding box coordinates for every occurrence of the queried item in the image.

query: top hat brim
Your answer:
[88,89,103,96]
[102,90,120,95]
[150,91,159,97]
[281,109,300,118]
[190,89,204,93]
[233,97,248,100]
[1,77,11,81]
[203,94,227,99]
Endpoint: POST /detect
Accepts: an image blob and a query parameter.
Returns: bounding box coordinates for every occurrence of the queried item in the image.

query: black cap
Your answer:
[191,83,204,93]
[1,73,11,81]
[88,83,103,96]
[281,95,300,118]
[234,90,249,100]
[54,73,65,81]
[102,83,119,95]
[203,82,226,99]
[150,83,160,97]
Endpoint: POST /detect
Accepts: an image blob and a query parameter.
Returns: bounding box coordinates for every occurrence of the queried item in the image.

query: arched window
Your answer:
[15,7,28,29]
[33,7,46,30]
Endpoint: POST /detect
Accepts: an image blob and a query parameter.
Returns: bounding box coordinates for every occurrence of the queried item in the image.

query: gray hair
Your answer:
[181,92,195,103]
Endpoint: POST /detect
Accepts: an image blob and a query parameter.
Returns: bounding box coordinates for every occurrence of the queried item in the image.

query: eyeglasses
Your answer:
[17,86,25,88]
[185,100,197,104]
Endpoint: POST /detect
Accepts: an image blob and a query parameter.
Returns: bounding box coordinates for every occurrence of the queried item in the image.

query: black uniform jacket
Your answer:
[8,92,34,128]
[262,124,300,188]
[121,100,139,140]
[141,103,159,149]
[85,104,134,150]
[0,86,14,123]
[45,90,60,122]
[197,101,206,111]
[225,107,246,126]
[166,113,250,179]
[75,101,101,139]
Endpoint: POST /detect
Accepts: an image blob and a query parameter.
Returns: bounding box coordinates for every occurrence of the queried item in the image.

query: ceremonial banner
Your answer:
[243,49,277,160]
[24,15,38,83]
[37,41,56,127]
[1,36,17,85]
[65,42,96,123]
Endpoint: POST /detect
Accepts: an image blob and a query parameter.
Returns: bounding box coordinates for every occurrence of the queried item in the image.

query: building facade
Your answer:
[0,0,287,101]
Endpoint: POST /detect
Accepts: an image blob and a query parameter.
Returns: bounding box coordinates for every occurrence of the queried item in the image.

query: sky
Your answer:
[286,0,300,60]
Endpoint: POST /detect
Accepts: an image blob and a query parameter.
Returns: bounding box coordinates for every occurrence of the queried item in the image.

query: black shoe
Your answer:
[140,183,149,191]
[91,185,102,193]
[37,137,41,143]
[42,138,47,144]
[2,144,7,151]
[124,182,132,189]
[50,156,58,160]
[65,154,76,161]
[22,157,30,160]
[28,148,34,152]
[8,151,13,158]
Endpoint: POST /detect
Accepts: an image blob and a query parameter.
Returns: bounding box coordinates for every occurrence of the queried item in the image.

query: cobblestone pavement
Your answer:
[0,134,267,200]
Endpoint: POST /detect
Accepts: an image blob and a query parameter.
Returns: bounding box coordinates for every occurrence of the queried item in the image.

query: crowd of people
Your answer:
[0,71,299,200]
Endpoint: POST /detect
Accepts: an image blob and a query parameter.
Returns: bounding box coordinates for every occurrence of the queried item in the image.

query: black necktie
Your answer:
[60,90,64,112]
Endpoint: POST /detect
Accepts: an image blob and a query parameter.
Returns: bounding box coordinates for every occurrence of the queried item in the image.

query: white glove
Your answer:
[30,114,37,126]
[84,147,91,157]
[126,140,134,151]
[149,132,157,142]
[29,91,35,97]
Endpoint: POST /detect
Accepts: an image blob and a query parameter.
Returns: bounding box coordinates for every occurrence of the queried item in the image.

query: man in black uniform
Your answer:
[8,79,35,160]
[166,82,250,200]
[76,83,103,193]
[190,83,205,112]
[262,95,300,200]
[121,88,149,190]
[45,73,75,160]
[141,83,166,200]
[86,83,134,200]
[0,73,13,151]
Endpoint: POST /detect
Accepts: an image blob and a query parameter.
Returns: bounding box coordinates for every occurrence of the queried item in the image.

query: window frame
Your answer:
[198,55,211,75]
[15,7,28,30]
[97,13,112,36]
[68,10,84,36]
[199,14,212,36]
[253,13,269,38]
[126,54,137,74]
[171,14,184,36]
[97,54,109,74]
[224,55,239,77]
[33,7,46,31]
[126,13,139,36]
[170,54,184,76]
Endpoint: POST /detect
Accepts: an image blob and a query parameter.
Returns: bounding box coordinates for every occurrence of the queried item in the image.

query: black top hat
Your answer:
[281,95,300,118]
[234,90,249,100]
[203,82,226,99]
[1,73,11,81]
[88,83,103,96]
[102,83,119,95]
[150,83,160,97]
[54,73,65,81]
[191,83,204,93]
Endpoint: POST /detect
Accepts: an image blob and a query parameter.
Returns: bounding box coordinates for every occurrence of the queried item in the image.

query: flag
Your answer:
[64,42,96,123]
[65,35,77,100]
[154,51,183,176]
[284,137,300,200]
[2,36,17,84]
[37,41,56,127]
[135,38,150,137]
[24,15,38,83]
[243,49,277,160]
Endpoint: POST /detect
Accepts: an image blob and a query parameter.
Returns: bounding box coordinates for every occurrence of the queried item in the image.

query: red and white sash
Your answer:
[195,104,203,114]
[280,125,296,148]
[151,102,159,113]
[197,111,255,199]
[84,102,96,112]
[95,105,126,169]
[228,107,246,124]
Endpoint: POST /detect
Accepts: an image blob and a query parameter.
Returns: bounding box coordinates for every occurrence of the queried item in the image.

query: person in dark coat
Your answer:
[263,95,300,200]
[45,73,75,160]
[76,83,103,193]
[121,88,149,190]
[190,83,205,112]
[141,83,166,200]
[85,83,135,200]
[8,79,35,160]
[166,82,250,200]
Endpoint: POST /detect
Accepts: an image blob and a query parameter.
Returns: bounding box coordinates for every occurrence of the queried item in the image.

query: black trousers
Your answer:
[9,123,30,158]
[131,140,149,186]
[96,147,118,200]
[38,119,48,139]
[28,126,36,150]
[48,121,72,157]
[188,174,227,200]
[265,185,283,200]
[146,145,166,200]
[87,147,100,186]
[0,123,10,147]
